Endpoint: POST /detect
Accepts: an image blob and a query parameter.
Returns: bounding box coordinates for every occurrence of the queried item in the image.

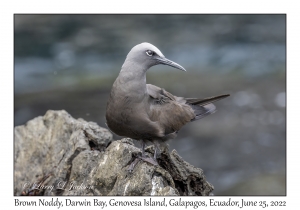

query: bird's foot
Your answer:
[127,157,141,173]
[127,154,158,173]
[140,155,158,166]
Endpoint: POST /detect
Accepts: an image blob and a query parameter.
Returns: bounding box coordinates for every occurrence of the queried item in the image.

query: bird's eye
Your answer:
[146,50,154,56]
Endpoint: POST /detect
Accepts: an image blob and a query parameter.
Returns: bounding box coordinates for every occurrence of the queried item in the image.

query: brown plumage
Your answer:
[105,42,229,169]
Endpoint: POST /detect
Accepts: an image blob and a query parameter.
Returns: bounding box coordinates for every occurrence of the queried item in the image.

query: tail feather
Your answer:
[190,103,216,121]
[186,94,229,121]
[186,94,230,106]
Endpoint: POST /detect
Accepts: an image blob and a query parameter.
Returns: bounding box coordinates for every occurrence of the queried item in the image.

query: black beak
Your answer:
[155,57,186,71]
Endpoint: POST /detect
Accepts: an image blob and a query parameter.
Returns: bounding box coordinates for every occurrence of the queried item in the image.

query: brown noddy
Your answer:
[106,42,229,171]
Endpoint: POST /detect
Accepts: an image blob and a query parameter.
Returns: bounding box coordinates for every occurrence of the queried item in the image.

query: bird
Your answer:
[106,42,229,171]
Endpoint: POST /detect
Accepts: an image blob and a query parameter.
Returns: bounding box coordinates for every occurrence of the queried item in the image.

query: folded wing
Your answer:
[147,84,229,135]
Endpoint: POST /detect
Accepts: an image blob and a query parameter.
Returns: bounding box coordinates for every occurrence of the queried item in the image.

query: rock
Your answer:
[14,110,214,196]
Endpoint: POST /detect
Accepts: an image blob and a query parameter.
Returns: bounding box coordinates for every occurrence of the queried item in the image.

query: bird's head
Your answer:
[125,42,186,72]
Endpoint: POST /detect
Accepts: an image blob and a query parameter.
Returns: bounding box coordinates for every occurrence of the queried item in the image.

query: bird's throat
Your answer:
[117,65,148,100]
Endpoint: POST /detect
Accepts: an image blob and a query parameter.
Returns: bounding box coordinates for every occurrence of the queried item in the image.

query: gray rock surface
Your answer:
[14,110,214,196]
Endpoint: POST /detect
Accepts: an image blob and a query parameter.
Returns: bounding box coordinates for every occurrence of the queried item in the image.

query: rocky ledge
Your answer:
[14,110,214,196]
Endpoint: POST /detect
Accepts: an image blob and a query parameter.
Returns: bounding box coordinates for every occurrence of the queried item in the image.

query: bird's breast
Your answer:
[106,93,150,136]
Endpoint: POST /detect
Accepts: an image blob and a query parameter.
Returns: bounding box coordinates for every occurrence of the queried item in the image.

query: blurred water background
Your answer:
[14,14,286,195]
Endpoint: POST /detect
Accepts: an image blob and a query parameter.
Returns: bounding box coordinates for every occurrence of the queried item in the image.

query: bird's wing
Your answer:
[147,84,176,103]
[146,84,195,135]
[146,84,230,135]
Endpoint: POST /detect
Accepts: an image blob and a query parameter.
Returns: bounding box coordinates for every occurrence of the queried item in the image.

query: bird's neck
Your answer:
[117,61,148,97]
[119,60,147,81]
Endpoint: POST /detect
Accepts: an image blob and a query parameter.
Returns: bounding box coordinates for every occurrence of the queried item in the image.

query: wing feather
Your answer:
[146,84,229,135]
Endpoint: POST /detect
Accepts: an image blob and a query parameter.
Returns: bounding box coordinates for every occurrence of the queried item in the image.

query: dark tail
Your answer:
[186,94,230,106]
[186,94,230,121]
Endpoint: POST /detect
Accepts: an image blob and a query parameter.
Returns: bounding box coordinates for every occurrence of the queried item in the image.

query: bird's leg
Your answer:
[139,139,158,166]
[153,140,161,160]
[127,140,157,173]
[141,140,146,157]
